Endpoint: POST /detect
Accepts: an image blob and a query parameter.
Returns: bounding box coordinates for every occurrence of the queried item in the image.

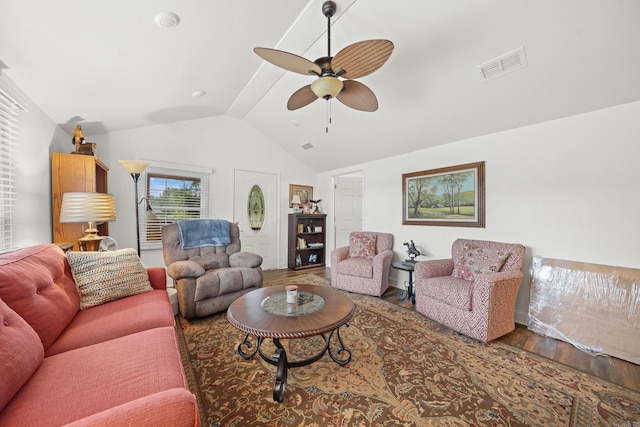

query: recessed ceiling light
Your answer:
[192,90,206,98]
[154,12,180,28]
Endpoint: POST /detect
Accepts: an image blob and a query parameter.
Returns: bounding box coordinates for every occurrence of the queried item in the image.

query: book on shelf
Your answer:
[297,237,307,249]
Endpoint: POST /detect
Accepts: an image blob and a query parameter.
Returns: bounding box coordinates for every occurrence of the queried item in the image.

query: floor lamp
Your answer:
[118,160,149,256]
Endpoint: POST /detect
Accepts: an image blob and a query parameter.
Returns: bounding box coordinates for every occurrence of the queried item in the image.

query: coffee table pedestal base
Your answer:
[237,325,351,402]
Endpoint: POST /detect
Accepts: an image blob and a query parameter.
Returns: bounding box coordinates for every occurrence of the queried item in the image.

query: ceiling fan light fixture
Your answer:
[254,1,393,113]
[311,76,343,100]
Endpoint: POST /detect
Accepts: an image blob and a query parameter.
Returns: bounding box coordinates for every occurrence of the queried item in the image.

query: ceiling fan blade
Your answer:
[254,47,322,76]
[287,85,318,110]
[336,80,378,112]
[331,40,394,80]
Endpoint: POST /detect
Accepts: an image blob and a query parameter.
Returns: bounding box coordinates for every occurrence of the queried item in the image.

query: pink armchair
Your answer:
[331,231,393,296]
[414,238,525,342]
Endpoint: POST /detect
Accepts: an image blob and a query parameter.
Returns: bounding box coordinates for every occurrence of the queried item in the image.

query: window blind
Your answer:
[0,85,20,251]
[139,162,211,250]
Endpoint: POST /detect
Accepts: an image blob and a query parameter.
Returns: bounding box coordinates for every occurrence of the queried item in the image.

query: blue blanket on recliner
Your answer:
[177,219,231,249]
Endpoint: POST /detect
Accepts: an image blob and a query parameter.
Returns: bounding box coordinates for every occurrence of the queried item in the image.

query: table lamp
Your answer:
[291,194,302,213]
[59,192,117,251]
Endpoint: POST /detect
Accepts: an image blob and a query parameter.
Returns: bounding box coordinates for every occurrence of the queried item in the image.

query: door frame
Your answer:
[332,170,364,250]
[233,168,281,270]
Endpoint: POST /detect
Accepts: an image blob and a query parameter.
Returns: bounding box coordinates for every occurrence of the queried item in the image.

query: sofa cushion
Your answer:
[348,232,377,260]
[194,268,244,301]
[0,244,80,350]
[0,327,188,426]
[67,249,153,310]
[168,260,205,280]
[0,298,44,412]
[45,289,175,357]
[421,276,474,311]
[191,252,229,270]
[63,389,198,427]
[452,247,510,280]
[334,257,374,279]
[229,251,263,268]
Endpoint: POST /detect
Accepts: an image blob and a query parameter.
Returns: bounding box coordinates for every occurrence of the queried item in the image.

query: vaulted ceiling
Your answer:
[1,0,639,171]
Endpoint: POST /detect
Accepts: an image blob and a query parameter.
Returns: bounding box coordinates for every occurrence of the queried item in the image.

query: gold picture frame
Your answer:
[289,184,313,208]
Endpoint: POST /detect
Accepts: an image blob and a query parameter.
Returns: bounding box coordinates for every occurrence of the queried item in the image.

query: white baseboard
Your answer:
[515,308,529,326]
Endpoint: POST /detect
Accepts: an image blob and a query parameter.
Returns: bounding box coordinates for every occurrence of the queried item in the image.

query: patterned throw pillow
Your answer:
[348,232,377,259]
[67,248,153,310]
[452,247,510,280]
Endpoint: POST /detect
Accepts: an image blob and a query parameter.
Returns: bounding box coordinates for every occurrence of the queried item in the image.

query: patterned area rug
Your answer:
[175,274,640,426]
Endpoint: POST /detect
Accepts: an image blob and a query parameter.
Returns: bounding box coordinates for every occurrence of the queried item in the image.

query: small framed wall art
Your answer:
[289,184,313,208]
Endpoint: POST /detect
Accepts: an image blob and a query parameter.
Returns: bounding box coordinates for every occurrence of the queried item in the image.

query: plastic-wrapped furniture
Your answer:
[162,221,263,319]
[414,238,525,342]
[330,231,394,296]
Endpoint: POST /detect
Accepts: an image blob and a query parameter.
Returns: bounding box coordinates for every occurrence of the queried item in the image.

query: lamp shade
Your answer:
[291,194,302,205]
[311,76,344,100]
[60,192,117,223]
[118,160,149,174]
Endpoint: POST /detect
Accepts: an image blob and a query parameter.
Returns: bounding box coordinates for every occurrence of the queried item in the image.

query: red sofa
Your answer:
[0,244,199,426]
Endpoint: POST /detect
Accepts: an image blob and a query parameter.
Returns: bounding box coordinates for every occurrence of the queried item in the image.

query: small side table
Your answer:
[392,261,416,304]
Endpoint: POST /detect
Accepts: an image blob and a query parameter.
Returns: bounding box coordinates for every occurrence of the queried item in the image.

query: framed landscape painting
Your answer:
[402,161,485,227]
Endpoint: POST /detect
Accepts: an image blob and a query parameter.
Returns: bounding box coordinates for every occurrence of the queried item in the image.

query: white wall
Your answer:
[317,101,640,324]
[89,115,316,269]
[10,82,640,326]
[12,95,69,248]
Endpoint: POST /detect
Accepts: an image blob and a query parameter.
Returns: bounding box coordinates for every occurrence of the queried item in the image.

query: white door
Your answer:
[233,169,279,270]
[334,175,363,249]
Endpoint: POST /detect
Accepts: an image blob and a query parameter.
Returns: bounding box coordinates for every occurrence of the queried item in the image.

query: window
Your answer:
[0,76,27,252]
[139,162,211,250]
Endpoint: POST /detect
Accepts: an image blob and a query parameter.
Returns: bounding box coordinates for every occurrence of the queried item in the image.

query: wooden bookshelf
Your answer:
[288,214,326,270]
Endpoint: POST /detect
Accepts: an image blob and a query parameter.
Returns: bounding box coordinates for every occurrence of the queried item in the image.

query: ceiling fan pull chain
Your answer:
[326,100,330,133]
[329,99,333,125]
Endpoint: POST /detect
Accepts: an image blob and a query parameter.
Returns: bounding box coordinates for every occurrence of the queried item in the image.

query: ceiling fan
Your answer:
[254,1,394,112]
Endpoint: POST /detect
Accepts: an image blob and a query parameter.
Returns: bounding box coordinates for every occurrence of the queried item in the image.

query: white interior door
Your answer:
[334,174,363,249]
[233,169,279,270]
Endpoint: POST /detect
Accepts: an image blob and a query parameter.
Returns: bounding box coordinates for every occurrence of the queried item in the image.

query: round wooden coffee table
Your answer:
[227,284,355,402]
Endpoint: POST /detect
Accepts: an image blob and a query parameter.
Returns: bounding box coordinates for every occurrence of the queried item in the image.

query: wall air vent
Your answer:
[301,143,314,150]
[476,47,528,81]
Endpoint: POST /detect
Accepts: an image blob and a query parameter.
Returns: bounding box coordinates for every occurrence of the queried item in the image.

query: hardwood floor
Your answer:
[264,267,640,393]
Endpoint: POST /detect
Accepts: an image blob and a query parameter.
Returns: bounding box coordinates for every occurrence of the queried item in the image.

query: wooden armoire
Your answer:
[51,152,109,250]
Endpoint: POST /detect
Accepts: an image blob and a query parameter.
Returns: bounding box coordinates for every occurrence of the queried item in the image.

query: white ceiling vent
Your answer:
[476,47,528,81]
[301,142,314,150]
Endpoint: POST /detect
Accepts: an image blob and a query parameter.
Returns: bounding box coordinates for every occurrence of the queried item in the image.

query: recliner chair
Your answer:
[161,221,263,319]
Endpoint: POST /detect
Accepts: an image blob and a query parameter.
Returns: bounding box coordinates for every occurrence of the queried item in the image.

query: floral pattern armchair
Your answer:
[414,238,525,342]
[331,231,394,296]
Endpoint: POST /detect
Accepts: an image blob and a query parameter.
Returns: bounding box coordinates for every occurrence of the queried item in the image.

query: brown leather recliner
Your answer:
[161,221,262,319]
